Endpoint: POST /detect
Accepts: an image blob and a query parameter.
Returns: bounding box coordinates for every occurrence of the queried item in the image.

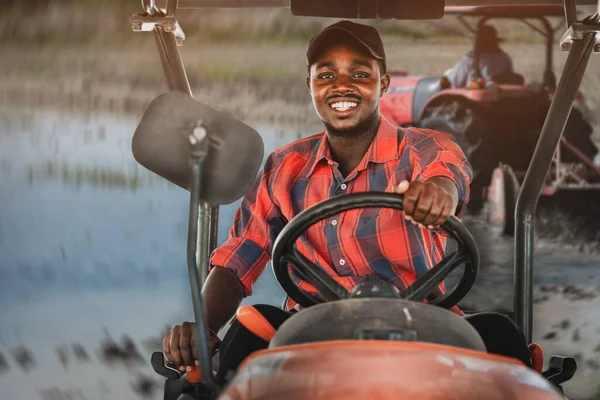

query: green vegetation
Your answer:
[193,63,295,81]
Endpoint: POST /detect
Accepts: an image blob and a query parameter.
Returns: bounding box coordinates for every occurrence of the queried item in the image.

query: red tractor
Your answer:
[380,5,599,234]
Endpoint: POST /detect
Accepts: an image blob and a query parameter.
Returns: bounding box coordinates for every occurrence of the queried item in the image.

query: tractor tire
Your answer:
[485,164,520,236]
[419,101,484,159]
[419,101,488,213]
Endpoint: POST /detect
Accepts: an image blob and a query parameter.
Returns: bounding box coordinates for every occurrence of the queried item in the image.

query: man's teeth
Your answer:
[331,101,358,111]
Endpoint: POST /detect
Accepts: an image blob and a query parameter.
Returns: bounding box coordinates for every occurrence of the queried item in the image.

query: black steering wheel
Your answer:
[271,192,479,309]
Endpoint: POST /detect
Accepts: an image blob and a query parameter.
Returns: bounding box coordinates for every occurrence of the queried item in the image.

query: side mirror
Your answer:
[132,91,264,206]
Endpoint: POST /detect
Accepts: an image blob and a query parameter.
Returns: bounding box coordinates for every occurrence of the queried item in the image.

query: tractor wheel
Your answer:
[485,164,520,236]
[420,101,488,212]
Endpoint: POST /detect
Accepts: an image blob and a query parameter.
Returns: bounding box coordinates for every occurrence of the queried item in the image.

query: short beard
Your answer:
[324,109,381,141]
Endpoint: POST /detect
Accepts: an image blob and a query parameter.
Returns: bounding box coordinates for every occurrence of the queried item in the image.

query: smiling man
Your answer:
[162,21,532,382]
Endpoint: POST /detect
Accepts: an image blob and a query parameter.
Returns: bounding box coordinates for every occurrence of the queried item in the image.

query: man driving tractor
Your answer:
[163,20,532,383]
[449,24,515,87]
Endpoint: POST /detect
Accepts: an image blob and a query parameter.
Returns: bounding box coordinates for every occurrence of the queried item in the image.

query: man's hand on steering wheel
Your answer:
[394,177,459,229]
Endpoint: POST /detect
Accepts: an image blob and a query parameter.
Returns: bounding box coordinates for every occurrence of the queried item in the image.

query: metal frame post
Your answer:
[186,123,217,387]
[132,0,221,388]
[153,27,192,94]
[514,0,598,344]
[564,0,578,28]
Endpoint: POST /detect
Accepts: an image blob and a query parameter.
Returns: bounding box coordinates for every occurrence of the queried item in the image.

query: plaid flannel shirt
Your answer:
[210,115,472,314]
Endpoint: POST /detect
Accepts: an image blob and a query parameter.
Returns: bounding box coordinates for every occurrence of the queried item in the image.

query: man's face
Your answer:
[307,43,390,132]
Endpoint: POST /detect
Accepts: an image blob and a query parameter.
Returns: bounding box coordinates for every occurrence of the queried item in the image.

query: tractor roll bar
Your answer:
[186,130,217,388]
[514,0,599,344]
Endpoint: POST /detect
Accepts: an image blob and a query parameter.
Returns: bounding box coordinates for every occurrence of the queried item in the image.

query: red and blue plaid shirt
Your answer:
[210,115,472,314]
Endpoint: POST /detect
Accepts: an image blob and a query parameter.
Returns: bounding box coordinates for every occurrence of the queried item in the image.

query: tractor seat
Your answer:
[268,283,487,352]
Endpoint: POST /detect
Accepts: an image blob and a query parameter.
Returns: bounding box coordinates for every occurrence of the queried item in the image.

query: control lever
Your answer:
[542,356,577,393]
[151,352,181,380]
[152,351,218,400]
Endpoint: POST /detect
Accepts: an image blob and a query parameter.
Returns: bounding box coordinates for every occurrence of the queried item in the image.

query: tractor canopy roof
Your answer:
[156,0,598,14]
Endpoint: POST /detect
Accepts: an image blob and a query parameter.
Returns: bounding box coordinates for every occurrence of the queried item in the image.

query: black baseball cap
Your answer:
[307,20,387,72]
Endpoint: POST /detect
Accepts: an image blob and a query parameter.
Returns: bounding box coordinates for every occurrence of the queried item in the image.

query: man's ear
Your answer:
[380,73,391,97]
[306,75,312,94]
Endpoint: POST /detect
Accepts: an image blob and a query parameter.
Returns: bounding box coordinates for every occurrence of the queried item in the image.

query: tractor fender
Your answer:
[419,90,495,121]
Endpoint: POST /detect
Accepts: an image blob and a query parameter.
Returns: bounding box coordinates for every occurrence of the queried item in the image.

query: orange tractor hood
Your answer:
[220,340,563,400]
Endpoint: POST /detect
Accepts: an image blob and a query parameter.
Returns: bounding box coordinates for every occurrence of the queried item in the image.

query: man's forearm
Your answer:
[202,266,246,336]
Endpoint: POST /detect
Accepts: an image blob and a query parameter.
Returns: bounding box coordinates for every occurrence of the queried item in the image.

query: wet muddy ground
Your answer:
[451,215,600,399]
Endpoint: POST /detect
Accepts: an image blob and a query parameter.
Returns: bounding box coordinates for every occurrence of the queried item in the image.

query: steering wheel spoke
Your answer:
[288,249,351,302]
[398,251,470,305]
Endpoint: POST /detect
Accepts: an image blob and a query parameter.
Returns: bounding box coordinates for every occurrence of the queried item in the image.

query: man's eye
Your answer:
[353,72,369,79]
[318,73,334,79]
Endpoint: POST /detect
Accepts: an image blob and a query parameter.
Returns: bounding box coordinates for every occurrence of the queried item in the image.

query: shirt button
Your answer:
[331,220,338,226]
[340,183,347,190]
[339,259,346,266]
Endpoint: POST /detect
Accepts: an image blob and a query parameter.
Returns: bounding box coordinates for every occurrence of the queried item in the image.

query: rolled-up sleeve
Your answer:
[209,155,287,296]
[409,129,473,218]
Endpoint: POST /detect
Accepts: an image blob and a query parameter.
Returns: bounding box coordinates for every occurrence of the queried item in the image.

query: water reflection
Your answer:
[26,161,157,191]
[0,108,296,399]
[0,109,298,304]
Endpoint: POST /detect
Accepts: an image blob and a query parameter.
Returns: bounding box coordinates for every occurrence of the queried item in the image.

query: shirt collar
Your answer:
[307,114,399,176]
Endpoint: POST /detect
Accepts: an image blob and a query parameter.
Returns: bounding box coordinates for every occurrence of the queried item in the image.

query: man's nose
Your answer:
[331,74,354,93]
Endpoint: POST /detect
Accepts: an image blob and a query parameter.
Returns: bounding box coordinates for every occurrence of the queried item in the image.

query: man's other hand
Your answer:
[162,322,219,372]
[393,177,459,229]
